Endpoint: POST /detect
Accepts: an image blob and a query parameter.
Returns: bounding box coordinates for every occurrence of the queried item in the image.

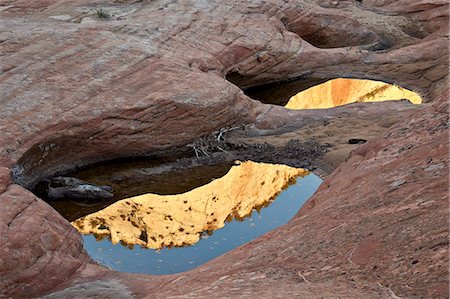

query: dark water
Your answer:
[82,173,322,275]
[48,161,233,221]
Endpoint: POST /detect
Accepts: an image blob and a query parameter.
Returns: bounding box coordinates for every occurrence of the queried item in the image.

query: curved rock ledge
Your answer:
[0,0,448,298]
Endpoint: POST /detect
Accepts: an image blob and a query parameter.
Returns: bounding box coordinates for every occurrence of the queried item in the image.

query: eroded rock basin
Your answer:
[43,160,321,274]
[0,0,448,297]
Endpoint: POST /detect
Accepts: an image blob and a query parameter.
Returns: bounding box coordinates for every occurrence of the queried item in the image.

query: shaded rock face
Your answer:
[0,0,448,298]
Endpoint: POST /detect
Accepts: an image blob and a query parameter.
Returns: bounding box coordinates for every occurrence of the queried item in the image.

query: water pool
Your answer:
[81,171,322,274]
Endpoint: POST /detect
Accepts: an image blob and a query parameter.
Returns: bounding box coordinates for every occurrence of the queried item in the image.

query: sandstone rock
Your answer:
[0,0,448,298]
[0,167,11,194]
[0,184,95,298]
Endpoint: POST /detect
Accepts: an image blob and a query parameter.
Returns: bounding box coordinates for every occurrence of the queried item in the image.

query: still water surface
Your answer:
[82,173,322,274]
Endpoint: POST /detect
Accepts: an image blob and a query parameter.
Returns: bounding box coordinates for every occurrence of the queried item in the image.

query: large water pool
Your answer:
[45,160,322,275]
[81,171,322,274]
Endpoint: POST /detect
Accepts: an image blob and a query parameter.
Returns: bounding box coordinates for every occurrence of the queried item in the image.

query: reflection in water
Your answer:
[49,162,233,222]
[82,172,322,274]
[285,78,422,109]
[72,161,307,249]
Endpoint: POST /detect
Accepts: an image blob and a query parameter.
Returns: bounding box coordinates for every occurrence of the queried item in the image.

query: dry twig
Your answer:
[298,272,311,284]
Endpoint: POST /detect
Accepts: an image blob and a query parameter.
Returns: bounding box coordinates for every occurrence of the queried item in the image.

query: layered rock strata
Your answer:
[0,0,448,298]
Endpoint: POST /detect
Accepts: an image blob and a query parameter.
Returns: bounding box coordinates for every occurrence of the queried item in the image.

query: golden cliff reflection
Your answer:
[72,161,308,249]
[285,78,422,109]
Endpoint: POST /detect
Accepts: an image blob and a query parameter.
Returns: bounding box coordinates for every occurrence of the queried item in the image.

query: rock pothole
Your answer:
[226,76,422,108]
[34,158,323,275]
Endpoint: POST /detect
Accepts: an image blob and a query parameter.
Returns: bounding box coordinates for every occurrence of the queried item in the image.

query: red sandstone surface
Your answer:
[0,0,448,298]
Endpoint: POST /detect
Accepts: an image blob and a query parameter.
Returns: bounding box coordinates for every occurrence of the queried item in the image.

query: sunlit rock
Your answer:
[72,161,308,249]
[285,78,422,109]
